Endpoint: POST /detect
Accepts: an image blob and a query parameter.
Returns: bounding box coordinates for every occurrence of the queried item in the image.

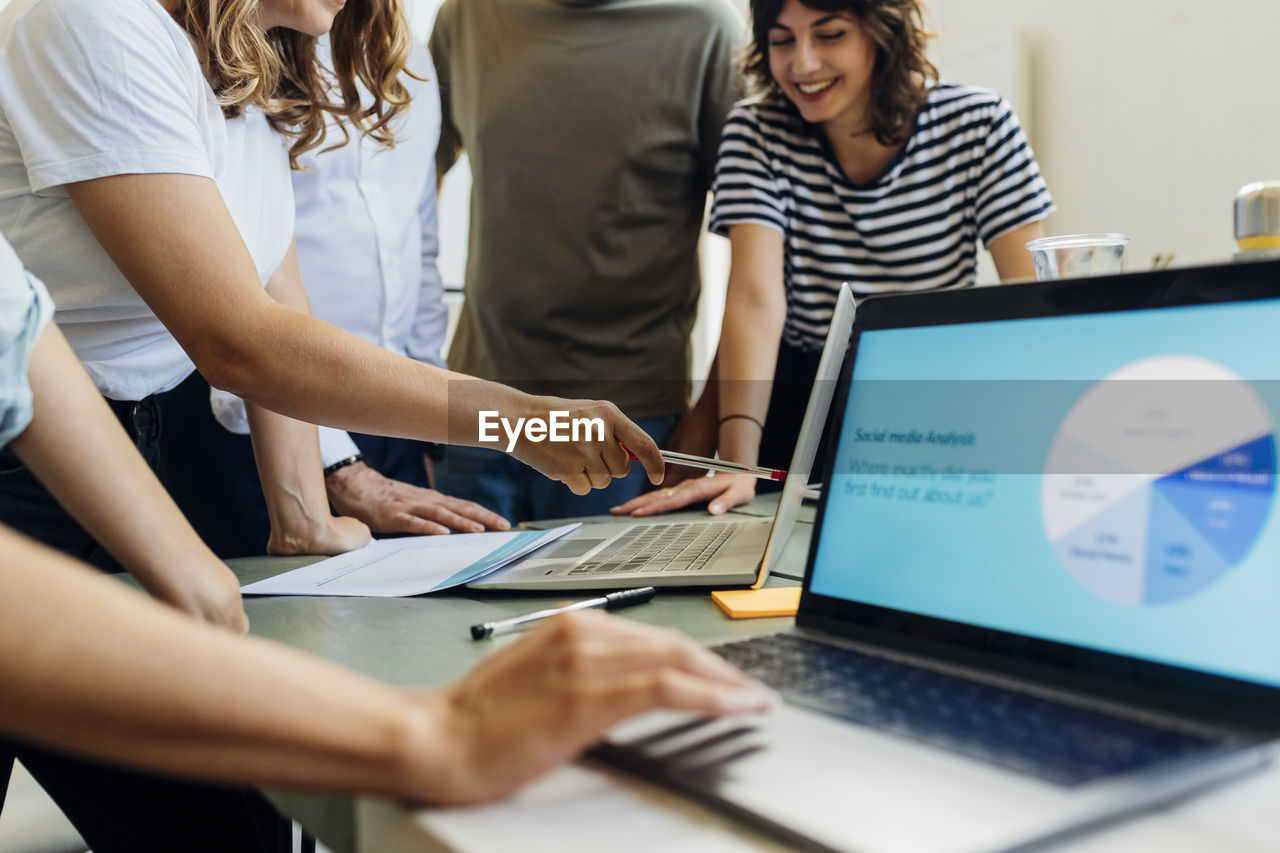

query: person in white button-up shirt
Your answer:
[199,41,506,555]
[296,41,450,377]
[301,42,510,536]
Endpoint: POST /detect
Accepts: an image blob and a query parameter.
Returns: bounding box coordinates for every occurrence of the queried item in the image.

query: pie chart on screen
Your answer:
[1041,356,1276,606]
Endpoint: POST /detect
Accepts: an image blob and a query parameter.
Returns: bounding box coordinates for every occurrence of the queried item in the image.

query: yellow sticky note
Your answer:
[711,586,801,619]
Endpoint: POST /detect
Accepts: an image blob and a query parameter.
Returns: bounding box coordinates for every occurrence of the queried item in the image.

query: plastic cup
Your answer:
[1025,233,1130,281]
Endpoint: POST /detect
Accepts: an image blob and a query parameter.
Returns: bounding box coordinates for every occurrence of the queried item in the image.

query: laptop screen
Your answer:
[809,295,1280,689]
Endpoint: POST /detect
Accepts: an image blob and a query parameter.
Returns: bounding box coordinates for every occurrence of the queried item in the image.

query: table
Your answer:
[233,498,1280,853]
[238,498,804,853]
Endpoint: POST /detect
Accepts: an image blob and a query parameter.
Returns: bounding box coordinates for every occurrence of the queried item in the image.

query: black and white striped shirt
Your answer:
[709,84,1054,351]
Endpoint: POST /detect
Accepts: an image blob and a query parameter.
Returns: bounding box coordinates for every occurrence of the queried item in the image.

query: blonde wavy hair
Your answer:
[169,0,414,168]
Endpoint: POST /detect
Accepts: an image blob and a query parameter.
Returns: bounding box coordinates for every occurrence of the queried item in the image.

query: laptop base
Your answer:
[599,628,1271,853]
[468,518,771,590]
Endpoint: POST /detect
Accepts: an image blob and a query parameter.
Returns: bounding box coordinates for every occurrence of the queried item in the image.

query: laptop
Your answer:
[470,285,856,591]
[599,260,1280,853]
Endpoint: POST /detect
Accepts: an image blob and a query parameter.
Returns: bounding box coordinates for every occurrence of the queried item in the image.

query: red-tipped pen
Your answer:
[619,443,787,482]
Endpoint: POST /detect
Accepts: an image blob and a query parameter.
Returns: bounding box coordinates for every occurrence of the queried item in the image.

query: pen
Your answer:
[469,586,658,640]
[620,443,787,482]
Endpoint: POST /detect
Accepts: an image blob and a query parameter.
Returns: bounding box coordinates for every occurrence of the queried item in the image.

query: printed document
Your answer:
[241,524,580,597]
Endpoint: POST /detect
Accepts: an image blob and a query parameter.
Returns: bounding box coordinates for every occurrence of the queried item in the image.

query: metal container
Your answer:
[1025,233,1129,281]
[1234,181,1280,257]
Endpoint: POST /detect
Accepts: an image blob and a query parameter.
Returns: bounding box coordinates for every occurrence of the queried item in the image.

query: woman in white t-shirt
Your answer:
[0,0,663,562]
[614,0,1053,519]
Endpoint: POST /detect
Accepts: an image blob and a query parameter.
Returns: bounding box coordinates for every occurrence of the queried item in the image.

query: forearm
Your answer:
[64,174,666,489]
[0,526,440,797]
[11,323,221,593]
[245,403,336,546]
[64,174,531,447]
[716,225,787,465]
[219,306,527,445]
[239,237,502,446]
[717,287,784,466]
[0,528,769,805]
[222,254,541,448]
[989,221,1043,282]
[247,248,362,547]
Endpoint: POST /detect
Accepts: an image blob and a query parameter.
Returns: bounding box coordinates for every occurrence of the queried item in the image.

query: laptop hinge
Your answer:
[790,615,1280,737]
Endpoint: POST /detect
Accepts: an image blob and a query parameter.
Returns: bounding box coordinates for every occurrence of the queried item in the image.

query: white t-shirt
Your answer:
[212,40,449,467]
[0,234,53,449]
[0,0,294,401]
[710,85,1054,351]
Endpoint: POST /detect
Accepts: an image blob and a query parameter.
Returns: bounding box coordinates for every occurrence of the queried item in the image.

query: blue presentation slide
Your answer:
[810,297,1280,688]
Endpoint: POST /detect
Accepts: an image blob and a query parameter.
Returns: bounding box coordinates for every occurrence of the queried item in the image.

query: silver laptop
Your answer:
[470,286,856,591]
[600,261,1280,852]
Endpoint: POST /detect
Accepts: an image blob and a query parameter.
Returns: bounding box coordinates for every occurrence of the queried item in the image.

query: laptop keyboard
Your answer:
[567,522,736,576]
[715,634,1217,786]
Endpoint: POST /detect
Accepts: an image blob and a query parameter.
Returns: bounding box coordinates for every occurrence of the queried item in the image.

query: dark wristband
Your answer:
[323,454,364,478]
[718,413,765,431]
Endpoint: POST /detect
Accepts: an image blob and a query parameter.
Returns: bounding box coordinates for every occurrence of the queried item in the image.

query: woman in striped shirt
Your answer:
[614,0,1054,518]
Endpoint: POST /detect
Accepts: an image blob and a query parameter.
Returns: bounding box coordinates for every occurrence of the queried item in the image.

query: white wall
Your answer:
[926,0,1280,270]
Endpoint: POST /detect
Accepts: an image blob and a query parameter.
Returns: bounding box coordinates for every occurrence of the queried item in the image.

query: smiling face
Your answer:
[767,0,877,133]
[258,0,348,35]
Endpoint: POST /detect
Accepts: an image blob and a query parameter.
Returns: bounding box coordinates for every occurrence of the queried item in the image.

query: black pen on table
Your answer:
[469,587,657,640]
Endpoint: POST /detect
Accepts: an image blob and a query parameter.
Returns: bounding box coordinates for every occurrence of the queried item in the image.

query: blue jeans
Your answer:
[437,414,678,523]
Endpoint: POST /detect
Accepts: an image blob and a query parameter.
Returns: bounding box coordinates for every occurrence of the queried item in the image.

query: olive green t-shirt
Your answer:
[430,0,743,418]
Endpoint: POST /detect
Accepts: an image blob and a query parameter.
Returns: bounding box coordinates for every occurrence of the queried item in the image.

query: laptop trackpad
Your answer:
[536,538,609,560]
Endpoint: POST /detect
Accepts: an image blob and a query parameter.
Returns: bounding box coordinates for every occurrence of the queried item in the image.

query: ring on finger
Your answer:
[661,487,675,497]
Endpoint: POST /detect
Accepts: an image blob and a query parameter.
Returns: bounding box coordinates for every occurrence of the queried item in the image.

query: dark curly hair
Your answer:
[743,0,938,147]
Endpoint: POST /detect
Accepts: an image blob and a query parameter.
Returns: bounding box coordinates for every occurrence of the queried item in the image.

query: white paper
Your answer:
[240,524,581,597]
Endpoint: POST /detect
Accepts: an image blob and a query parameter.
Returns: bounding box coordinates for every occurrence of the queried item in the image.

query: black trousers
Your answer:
[0,368,434,561]
[155,370,433,558]
[0,369,229,567]
[0,381,169,572]
[0,737,280,853]
[0,369,289,851]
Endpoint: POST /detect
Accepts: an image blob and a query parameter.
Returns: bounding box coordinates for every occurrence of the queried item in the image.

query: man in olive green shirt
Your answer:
[431,0,743,521]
